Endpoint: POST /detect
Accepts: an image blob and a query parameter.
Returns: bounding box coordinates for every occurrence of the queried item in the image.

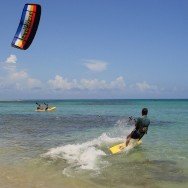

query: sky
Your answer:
[0,0,188,99]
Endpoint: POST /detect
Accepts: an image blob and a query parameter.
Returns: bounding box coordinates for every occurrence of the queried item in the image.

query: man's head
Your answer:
[142,108,148,116]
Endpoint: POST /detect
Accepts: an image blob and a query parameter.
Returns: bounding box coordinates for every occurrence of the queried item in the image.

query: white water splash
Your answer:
[42,133,122,173]
[42,118,136,176]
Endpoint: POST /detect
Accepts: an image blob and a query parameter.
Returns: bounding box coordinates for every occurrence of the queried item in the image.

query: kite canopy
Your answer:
[11,4,41,50]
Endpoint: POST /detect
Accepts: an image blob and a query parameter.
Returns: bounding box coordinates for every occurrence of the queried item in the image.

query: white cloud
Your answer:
[79,79,108,90]
[109,76,126,90]
[84,59,107,72]
[1,55,126,96]
[48,75,76,90]
[6,69,42,90]
[0,55,42,90]
[136,81,158,92]
[9,70,28,80]
[27,78,42,89]
[48,75,126,91]
[6,54,17,64]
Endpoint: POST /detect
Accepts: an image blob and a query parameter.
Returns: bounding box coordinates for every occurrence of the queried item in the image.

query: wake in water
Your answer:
[42,118,135,176]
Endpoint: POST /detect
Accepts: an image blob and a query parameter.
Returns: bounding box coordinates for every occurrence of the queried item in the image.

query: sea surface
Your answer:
[0,99,188,188]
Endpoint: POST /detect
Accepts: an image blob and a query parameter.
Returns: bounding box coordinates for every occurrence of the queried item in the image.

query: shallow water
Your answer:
[0,99,188,188]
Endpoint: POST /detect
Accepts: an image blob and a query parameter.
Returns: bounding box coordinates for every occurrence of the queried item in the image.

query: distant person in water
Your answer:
[44,103,49,111]
[126,108,150,146]
[36,102,42,110]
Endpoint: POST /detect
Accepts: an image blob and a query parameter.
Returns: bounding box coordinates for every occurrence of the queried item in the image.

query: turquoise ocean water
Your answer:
[0,99,188,188]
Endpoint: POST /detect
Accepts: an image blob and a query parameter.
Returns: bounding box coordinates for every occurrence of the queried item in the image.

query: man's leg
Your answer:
[126,136,131,146]
[125,131,133,146]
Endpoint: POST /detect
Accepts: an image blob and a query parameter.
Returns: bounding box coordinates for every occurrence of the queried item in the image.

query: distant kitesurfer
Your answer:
[126,108,150,146]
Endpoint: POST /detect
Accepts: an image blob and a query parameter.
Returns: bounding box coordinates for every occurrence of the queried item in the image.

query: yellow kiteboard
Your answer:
[109,139,142,154]
[35,106,56,112]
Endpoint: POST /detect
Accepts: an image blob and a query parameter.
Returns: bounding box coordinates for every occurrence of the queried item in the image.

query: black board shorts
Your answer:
[131,130,145,140]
